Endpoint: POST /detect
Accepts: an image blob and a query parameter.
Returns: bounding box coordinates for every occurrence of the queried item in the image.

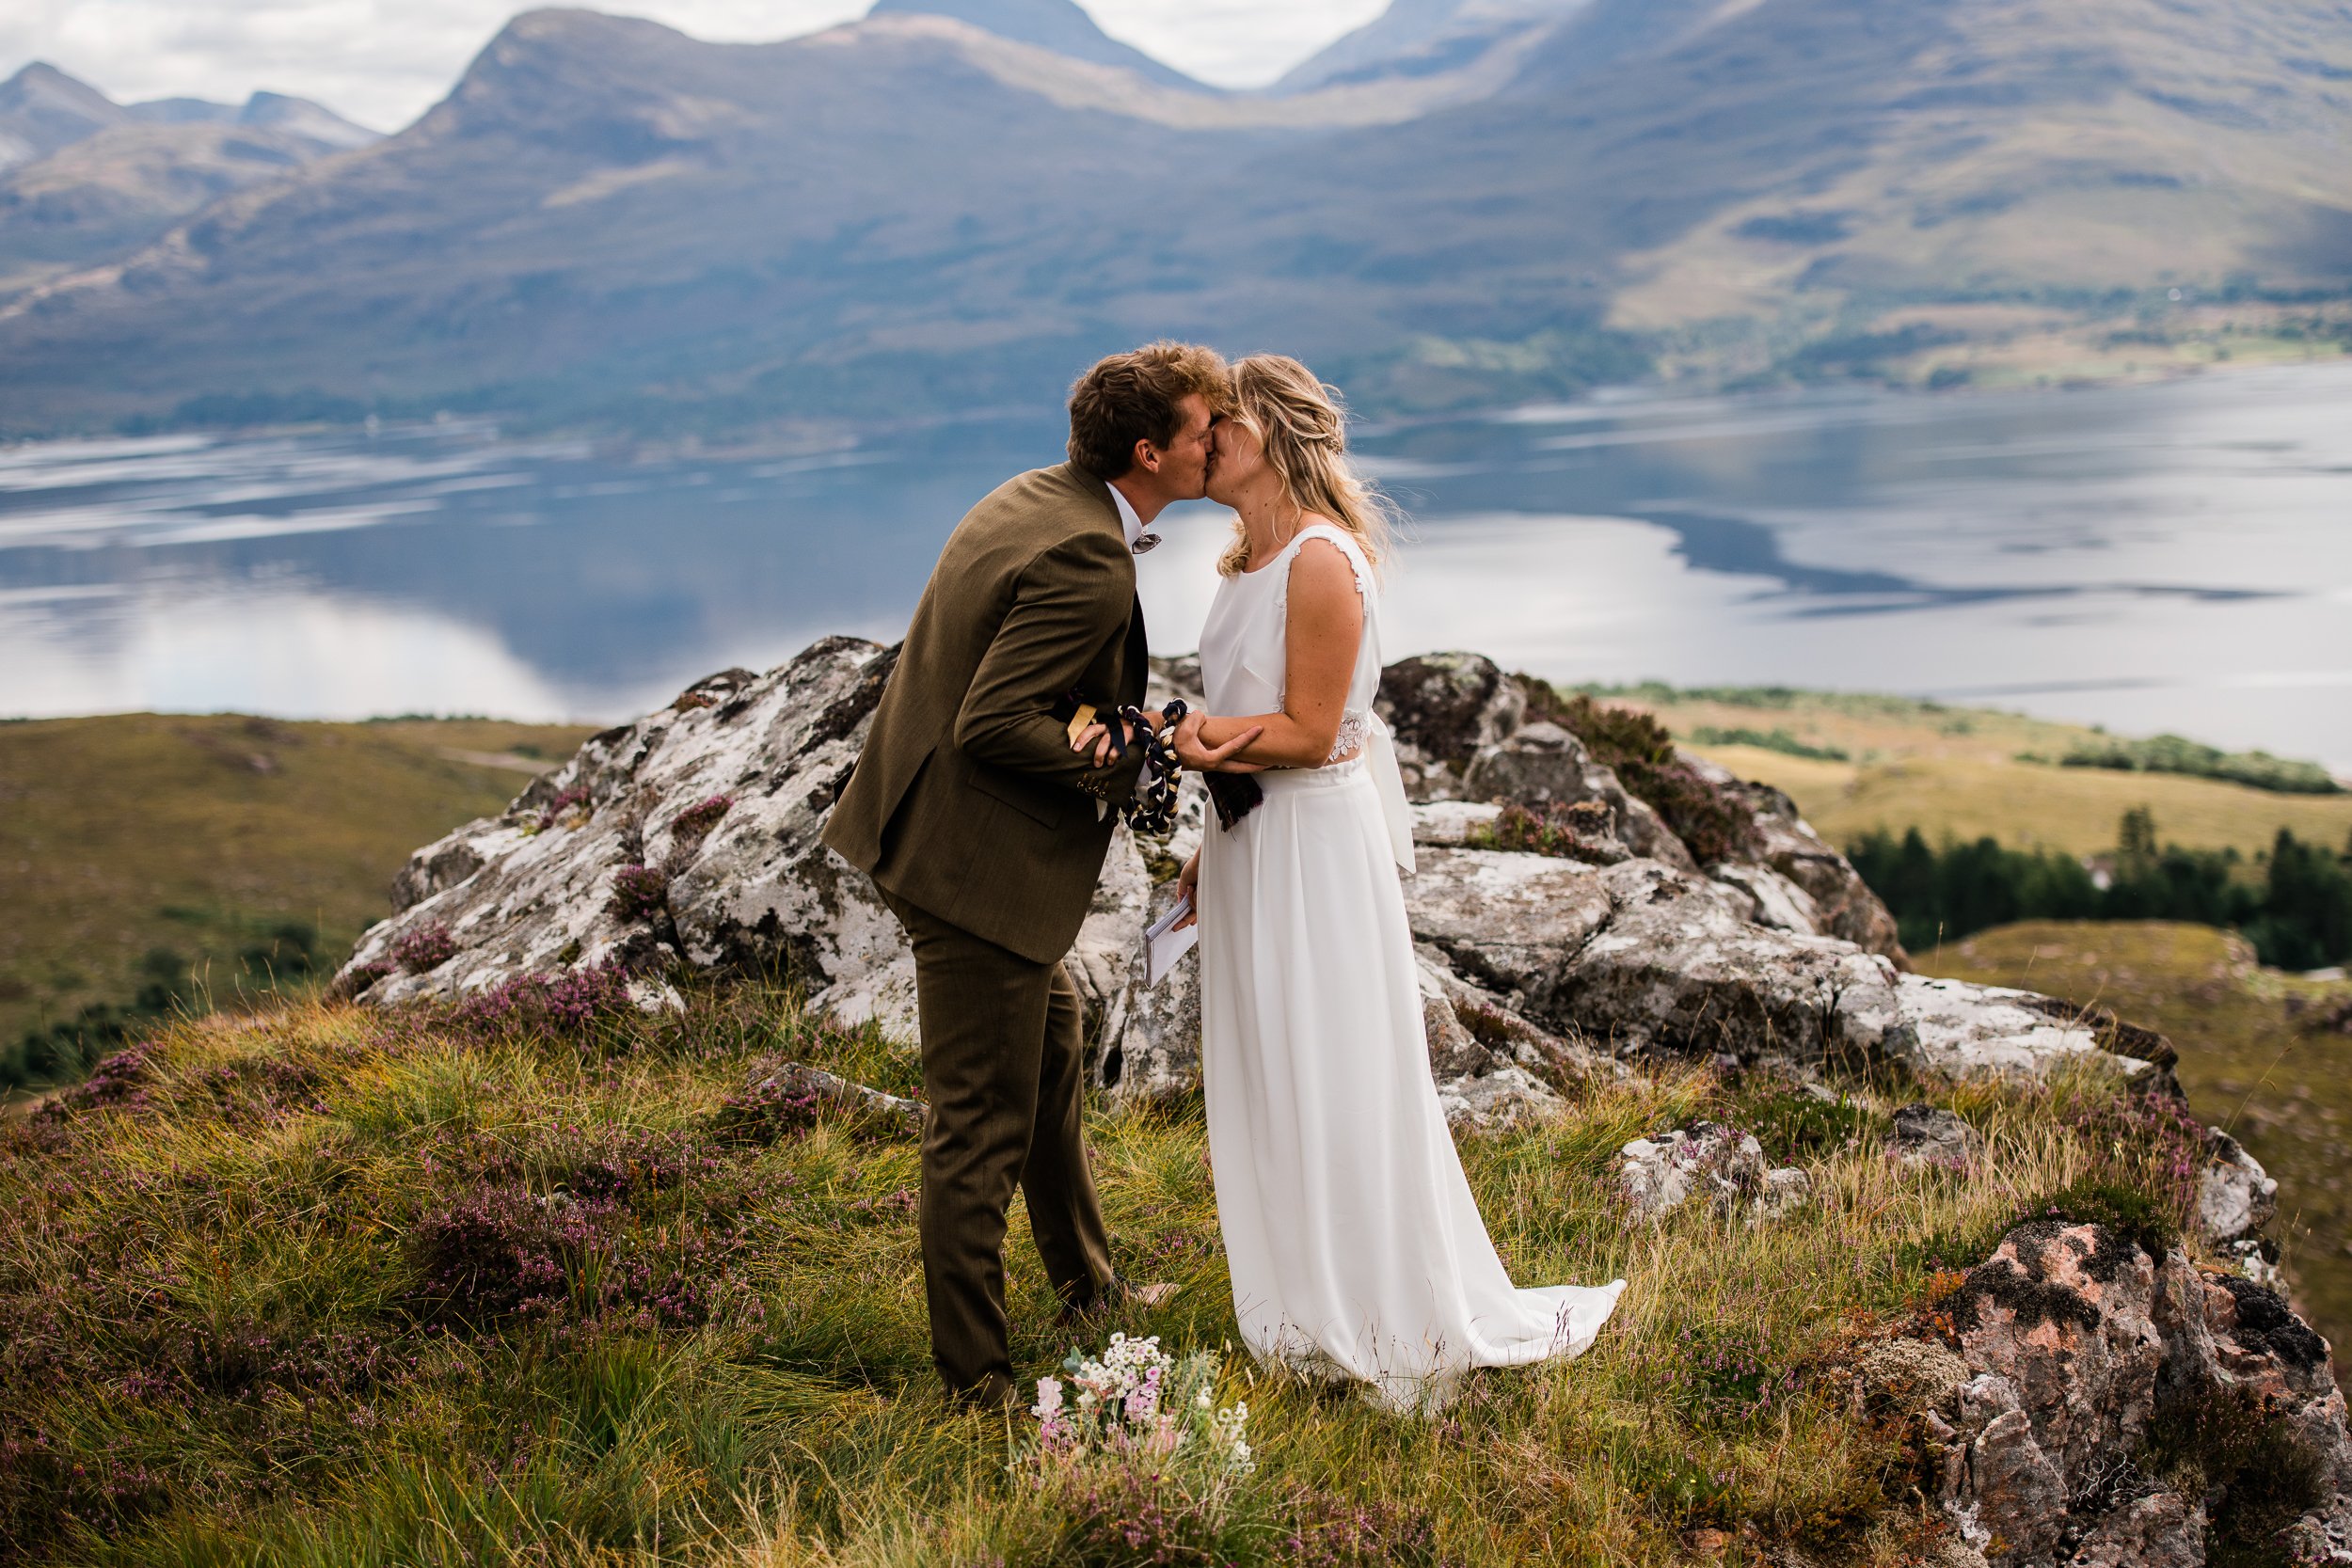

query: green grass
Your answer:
[0,713,599,1091]
[1925,920,2352,1384]
[0,978,2220,1565]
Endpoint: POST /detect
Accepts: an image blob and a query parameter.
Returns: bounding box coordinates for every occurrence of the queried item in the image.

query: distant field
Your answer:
[0,713,599,1078]
[1623,688,2352,859]
[1926,921,2352,1379]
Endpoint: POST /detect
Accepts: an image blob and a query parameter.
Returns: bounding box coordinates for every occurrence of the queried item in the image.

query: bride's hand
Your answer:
[1173,851,1200,930]
[1174,710,1265,773]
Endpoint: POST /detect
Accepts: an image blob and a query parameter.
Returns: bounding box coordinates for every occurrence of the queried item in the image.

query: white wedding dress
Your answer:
[1195,522,1626,1413]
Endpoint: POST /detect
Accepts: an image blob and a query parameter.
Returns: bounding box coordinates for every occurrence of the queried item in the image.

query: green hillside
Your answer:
[1634,688,2352,861]
[0,980,2227,1563]
[0,714,598,1095]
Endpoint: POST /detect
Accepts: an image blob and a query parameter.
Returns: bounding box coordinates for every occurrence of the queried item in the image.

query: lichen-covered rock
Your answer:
[1914,1220,2352,1567]
[1681,756,1908,961]
[1540,859,1898,1065]
[1891,1103,1983,1169]
[1617,1122,1767,1220]
[1881,975,2170,1085]
[1751,1165,1814,1223]
[1375,651,1525,800]
[1089,879,1201,1107]
[340,641,909,1029]
[1402,847,1617,1001]
[2198,1128,2279,1244]
[1463,720,1695,870]
[1708,861,1823,935]
[338,638,2178,1117]
[1434,1064,1565,1132]
[737,1062,925,1139]
[1409,800,1505,847]
[2065,1491,2205,1568]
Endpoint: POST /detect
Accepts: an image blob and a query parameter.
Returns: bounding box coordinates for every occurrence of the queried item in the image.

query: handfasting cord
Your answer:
[1116,699,1186,834]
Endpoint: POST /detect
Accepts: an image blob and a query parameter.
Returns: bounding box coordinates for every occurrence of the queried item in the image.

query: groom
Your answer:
[822,341,1252,1409]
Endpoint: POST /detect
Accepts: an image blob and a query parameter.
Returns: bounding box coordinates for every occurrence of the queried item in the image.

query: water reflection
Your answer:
[0,366,2346,771]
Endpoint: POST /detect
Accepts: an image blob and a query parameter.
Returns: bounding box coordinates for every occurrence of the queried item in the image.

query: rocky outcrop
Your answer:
[1379,652,1902,956]
[1616,1122,1812,1224]
[1886,1220,2352,1568]
[338,638,2179,1123]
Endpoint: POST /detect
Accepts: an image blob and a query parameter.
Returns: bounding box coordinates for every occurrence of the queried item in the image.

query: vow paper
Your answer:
[1145,896,1199,987]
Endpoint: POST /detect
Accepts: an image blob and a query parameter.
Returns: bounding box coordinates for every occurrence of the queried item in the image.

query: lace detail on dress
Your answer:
[1327,708,1372,763]
[1273,525,1374,622]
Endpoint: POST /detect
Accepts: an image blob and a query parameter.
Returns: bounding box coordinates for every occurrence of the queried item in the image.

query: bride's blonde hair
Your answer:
[1217,355,1396,578]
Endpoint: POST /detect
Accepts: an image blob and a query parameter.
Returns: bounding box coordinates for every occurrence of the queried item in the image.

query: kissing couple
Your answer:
[822,342,1626,1414]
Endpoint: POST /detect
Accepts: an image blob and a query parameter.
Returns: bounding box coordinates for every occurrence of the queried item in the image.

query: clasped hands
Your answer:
[1069,707,1264,773]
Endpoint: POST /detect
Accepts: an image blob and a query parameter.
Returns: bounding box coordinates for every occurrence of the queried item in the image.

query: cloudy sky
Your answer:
[2,0,1392,129]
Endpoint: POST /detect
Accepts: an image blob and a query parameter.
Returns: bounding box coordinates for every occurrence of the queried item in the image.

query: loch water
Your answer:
[2,363,2348,771]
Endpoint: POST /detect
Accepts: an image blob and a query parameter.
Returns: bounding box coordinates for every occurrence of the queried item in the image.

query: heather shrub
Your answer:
[607,863,671,925]
[1477,800,1618,860]
[454,959,634,1034]
[390,921,458,974]
[669,792,735,844]
[533,784,593,832]
[1518,677,1760,863]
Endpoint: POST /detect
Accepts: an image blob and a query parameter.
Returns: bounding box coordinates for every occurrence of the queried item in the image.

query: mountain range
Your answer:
[0,64,375,289]
[0,0,2344,436]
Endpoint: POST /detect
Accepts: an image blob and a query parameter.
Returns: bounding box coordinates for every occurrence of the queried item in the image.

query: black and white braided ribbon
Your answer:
[1115,699,1186,834]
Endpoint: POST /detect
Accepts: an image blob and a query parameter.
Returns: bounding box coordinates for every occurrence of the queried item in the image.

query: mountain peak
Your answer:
[240,91,380,148]
[866,0,1202,89]
[1276,0,1587,93]
[0,60,128,168]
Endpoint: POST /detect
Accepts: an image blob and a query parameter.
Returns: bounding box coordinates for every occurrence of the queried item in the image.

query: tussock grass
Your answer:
[0,983,2210,1566]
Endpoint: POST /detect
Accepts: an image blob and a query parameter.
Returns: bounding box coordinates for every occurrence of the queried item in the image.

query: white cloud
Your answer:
[0,0,1390,131]
[1086,0,1389,89]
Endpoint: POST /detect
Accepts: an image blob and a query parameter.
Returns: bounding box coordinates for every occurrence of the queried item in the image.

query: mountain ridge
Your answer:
[867,0,1203,89]
[0,0,2345,436]
[0,63,378,290]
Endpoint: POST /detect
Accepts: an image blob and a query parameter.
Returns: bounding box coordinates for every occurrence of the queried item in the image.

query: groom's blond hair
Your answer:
[1218,355,1395,578]
[1068,341,1234,480]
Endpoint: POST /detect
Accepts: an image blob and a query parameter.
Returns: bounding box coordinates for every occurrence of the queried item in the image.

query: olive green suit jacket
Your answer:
[821,463,1149,965]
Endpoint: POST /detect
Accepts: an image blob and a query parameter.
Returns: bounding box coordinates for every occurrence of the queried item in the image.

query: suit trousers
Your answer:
[881,888,1116,1405]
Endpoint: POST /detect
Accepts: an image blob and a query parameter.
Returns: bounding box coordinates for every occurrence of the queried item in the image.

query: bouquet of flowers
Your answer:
[1029,1333,1253,1477]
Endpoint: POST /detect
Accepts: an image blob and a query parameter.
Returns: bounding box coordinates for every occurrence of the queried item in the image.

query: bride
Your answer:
[1162,355,1624,1411]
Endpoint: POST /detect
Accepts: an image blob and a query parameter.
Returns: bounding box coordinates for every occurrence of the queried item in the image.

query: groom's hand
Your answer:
[1069,712,1146,768]
[1174,710,1264,773]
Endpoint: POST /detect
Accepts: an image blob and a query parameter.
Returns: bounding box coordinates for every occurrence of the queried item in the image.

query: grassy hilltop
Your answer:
[1629,689,2352,862]
[0,980,2233,1565]
[0,715,599,1095]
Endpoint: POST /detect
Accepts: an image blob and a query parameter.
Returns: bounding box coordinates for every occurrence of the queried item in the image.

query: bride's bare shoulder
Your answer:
[1287,531,1365,621]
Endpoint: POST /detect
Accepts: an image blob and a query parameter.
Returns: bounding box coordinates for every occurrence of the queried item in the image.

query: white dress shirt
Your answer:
[1108,482,1145,551]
